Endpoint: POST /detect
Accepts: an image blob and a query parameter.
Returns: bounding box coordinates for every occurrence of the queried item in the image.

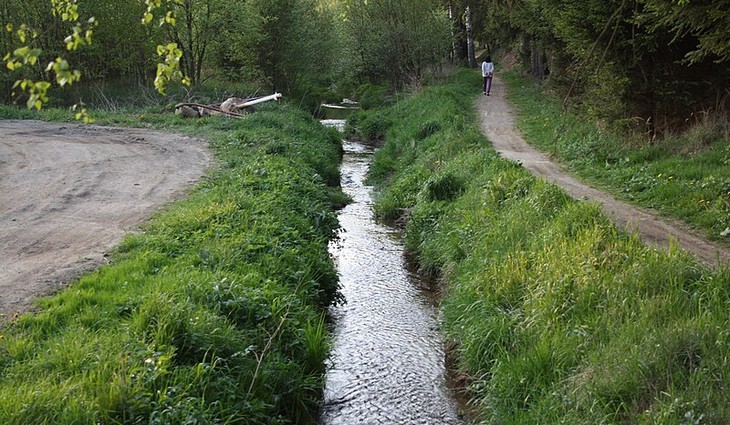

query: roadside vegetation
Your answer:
[0,104,344,424]
[351,69,730,424]
[503,71,730,244]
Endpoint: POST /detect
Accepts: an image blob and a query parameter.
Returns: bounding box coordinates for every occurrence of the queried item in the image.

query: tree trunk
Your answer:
[185,0,197,84]
[531,41,545,79]
[466,5,476,68]
[448,1,458,63]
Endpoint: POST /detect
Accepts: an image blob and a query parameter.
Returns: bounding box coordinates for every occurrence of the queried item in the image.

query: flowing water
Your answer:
[320,122,463,424]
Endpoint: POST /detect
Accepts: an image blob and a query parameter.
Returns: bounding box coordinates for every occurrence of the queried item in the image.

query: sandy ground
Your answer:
[477,76,730,268]
[0,120,211,318]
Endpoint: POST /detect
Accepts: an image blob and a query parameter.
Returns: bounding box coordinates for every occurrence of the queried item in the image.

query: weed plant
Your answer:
[0,104,344,424]
[503,72,730,244]
[354,68,730,423]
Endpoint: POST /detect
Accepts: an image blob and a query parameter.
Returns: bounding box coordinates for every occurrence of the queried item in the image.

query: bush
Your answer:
[422,172,464,201]
[356,83,389,110]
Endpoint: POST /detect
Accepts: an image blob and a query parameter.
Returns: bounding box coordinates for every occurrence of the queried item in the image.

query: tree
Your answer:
[445,0,492,66]
[3,0,190,112]
[639,0,730,64]
[2,0,94,112]
[208,0,341,96]
[166,0,218,85]
[465,4,476,67]
[472,0,729,129]
[76,0,161,83]
[342,0,452,88]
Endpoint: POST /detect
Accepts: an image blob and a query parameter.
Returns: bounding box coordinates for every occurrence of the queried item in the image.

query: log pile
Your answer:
[175,93,282,118]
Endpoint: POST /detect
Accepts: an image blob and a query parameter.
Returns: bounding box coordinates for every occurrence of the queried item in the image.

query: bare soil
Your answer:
[0,120,211,318]
[477,76,730,268]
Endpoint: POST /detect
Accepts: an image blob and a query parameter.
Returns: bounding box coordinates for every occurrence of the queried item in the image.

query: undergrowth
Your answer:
[0,104,344,424]
[354,68,730,424]
[503,72,730,244]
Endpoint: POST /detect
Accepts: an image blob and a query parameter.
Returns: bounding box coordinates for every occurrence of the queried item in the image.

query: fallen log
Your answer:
[175,102,246,118]
[175,93,283,118]
[175,105,203,119]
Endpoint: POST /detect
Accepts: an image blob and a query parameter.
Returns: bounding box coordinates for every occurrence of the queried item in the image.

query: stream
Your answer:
[319,121,463,424]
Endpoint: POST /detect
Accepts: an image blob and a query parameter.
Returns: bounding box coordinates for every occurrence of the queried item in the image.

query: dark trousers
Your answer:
[483,76,493,94]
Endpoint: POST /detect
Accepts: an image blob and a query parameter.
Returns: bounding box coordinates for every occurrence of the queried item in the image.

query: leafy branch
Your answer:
[142,0,191,94]
[3,0,95,121]
[3,0,190,118]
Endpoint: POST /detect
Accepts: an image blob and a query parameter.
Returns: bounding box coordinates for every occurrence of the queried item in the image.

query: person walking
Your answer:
[481,56,494,96]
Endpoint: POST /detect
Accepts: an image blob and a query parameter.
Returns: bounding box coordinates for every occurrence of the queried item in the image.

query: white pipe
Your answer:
[321,103,360,110]
[241,93,282,107]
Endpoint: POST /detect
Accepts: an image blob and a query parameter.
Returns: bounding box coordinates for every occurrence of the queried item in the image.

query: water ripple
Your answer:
[321,140,463,424]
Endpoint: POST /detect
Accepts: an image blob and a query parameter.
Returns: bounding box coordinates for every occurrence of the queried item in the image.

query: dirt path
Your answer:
[477,76,730,268]
[0,120,211,317]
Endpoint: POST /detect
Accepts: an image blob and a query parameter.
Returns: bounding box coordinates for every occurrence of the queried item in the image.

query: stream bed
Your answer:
[319,132,463,424]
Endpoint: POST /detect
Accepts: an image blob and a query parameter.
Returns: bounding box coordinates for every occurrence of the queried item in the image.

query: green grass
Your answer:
[0,104,344,424]
[353,68,730,424]
[503,72,730,243]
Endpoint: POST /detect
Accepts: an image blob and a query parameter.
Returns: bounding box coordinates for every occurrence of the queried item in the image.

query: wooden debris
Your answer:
[175,105,202,118]
[175,102,246,118]
[175,93,282,119]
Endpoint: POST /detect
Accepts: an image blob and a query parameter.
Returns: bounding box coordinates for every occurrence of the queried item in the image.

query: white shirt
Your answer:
[482,61,494,77]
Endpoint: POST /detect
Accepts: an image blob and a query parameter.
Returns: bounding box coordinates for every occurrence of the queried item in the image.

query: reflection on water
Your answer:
[320,131,462,424]
[320,119,346,133]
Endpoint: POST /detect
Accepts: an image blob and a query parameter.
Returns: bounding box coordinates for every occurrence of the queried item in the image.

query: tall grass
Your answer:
[0,104,344,423]
[503,72,730,244]
[354,68,730,423]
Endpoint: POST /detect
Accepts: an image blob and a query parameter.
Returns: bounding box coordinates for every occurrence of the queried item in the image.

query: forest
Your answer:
[1,1,730,424]
[3,0,728,134]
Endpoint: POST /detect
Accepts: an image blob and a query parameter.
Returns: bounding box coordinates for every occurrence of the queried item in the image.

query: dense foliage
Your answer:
[1,0,345,109]
[2,0,729,127]
[339,0,453,89]
[0,105,344,424]
[355,69,730,424]
[459,0,730,132]
[1,0,460,110]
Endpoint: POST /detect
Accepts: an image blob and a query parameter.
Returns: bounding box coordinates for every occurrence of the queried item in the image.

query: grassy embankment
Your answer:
[350,69,730,423]
[503,72,730,244]
[0,104,344,424]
